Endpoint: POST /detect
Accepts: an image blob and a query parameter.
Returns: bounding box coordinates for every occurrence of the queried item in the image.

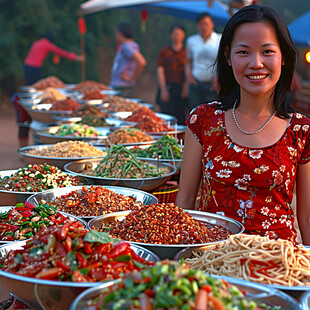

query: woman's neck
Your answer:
[237,93,275,118]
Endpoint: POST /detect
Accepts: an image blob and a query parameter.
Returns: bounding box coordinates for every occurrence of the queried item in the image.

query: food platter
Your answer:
[87,210,245,259]
[0,206,88,245]
[35,126,110,144]
[53,116,133,128]
[111,111,178,125]
[27,185,158,220]
[25,103,74,123]
[0,170,36,205]
[174,243,310,292]
[63,158,177,192]
[18,144,107,169]
[69,274,300,310]
[0,241,159,310]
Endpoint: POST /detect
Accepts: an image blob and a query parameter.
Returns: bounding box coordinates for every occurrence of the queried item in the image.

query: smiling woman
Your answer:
[176,4,310,245]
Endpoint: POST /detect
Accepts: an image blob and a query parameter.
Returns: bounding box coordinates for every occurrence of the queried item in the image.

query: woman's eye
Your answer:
[264,49,275,54]
[236,50,248,55]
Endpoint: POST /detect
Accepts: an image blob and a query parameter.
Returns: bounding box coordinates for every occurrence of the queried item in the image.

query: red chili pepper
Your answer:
[24,201,35,210]
[84,241,93,254]
[64,237,72,252]
[257,261,280,278]
[55,241,67,257]
[96,243,112,256]
[76,252,87,268]
[89,267,107,281]
[16,207,29,212]
[20,210,33,218]
[145,288,155,297]
[56,222,71,240]
[56,260,70,272]
[201,285,212,292]
[110,242,131,259]
[0,223,19,233]
[240,258,248,266]
[36,267,64,280]
[0,235,15,241]
[73,270,87,282]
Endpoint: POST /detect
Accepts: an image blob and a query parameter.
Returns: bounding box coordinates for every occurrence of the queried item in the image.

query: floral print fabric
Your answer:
[186,102,310,242]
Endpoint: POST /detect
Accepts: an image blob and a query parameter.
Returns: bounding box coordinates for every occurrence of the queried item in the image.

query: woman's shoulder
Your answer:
[187,101,223,126]
[292,111,310,125]
[189,101,222,116]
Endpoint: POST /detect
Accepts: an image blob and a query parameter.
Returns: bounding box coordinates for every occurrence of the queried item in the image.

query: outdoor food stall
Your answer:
[0,75,309,310]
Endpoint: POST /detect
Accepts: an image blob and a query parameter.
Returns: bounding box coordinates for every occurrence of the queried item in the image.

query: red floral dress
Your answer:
[186,102,310,242]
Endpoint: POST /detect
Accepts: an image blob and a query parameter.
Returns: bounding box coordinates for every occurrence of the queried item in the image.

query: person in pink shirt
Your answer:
[23,31,83,85]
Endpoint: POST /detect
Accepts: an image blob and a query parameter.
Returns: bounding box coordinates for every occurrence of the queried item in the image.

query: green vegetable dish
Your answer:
[53,124,101,137]
[131,135,182,160]
[86,261,281,310]
[83,146,170,179]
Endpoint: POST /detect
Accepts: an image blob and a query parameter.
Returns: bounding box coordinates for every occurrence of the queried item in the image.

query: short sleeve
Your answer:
[121,42,138,59]
[157,48,166,67]
[185,36,193,60]
[186,105,206,144]
[300,123,310,165]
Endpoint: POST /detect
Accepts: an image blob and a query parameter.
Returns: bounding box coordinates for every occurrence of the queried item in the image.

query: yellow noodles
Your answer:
[185,234,310,286]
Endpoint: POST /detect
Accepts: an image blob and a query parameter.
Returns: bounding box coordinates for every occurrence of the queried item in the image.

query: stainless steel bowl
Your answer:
[18,144,107,169]
[19,98,43,107]
[0,206,88,245]
[111,112,178,125]
[69,271,300,310]
[76,99,105,106]
[0,170,36,205]
[0,169,83,206]
[88,210,244,259]
[35,126,110,144]
[300,290,310,309]
[64,158,177,192]
[0,242,159,310]
[19,86,37,93]
[101,90,121,96]
[27,185,158,221]
[25,103,74,123]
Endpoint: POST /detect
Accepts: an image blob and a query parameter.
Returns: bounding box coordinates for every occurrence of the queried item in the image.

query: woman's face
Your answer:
[170,27,185,45]
[229,22,283,99]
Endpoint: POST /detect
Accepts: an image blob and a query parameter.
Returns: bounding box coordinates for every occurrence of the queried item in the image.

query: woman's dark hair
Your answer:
[216,5,298,118]
[42,30,55,43]
[169,24,186,34]
[117,22,133,39]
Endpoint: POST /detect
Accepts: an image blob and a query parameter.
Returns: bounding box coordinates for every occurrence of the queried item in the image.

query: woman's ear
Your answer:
[225,46,231,66]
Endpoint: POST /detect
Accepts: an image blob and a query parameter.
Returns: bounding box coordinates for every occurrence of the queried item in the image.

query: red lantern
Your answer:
[141,10,148,33]
[78,17,87,34]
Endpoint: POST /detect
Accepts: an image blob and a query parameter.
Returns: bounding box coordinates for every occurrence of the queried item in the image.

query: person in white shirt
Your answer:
[185,13,221,109]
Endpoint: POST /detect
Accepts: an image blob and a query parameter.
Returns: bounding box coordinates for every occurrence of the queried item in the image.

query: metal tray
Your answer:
[0,170,36,205]
[101,90,121,96]
[27,185,158,220]
[69,274,300,310]
[0,241,159,310]
[35,126,110,144]
[174,243,310,292]
[18,144,107,169]
[64,158,177,192]
[87,210,244,259]
[25,103,74,123]
[111,111,178,125]
[300,290,310,309]
[0,206,88,245]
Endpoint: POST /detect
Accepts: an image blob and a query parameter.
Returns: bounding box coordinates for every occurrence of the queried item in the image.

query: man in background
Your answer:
[110,22,146,97]
[185,13,221,109]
